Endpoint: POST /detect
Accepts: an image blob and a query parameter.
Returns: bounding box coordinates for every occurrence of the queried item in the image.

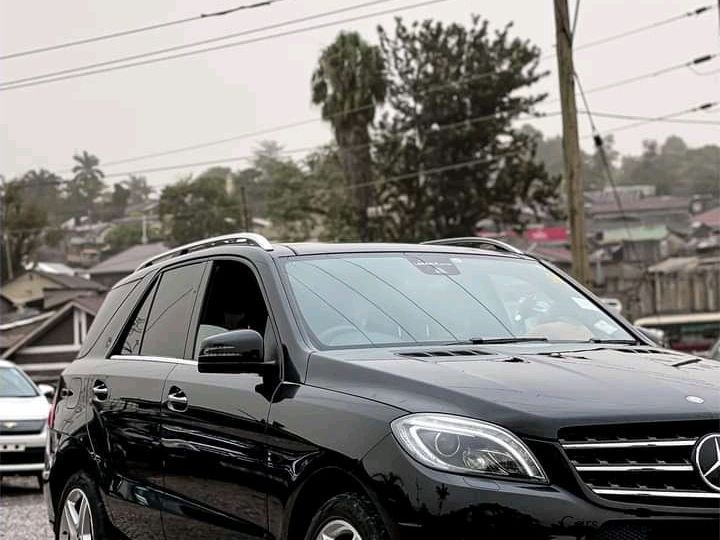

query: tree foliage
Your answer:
[372,17,560,241]
[0,178,49,280]
[312,31,386,241]
[158,170,242,246]
[67,151,105,220]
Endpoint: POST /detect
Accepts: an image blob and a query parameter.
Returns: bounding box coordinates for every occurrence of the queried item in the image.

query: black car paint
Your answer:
[45,243,720,539]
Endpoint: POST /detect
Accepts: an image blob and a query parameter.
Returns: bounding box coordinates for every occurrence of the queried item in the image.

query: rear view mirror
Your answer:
[197,329,270,374]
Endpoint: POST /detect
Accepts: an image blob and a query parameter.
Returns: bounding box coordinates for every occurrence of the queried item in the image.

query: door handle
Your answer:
[166,387,188,412]
[92,381,108,402]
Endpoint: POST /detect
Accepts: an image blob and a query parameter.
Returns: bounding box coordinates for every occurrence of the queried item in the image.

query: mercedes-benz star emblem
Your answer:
[693,434,720,492]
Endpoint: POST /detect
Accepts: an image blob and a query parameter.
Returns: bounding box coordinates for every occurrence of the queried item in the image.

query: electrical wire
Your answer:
[574,71,639,259]
[2,2,715,92]
[0,1,287,61]
[0,0,448,92]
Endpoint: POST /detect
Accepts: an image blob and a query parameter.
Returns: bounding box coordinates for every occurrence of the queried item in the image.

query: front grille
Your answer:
[0,419,45,435]
[0,447,44,465]
[560,420,720,508]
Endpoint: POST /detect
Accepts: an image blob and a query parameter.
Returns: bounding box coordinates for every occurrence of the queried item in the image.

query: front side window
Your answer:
[192,260,278,362]
[0,367,38,397]
[284,253,634,348]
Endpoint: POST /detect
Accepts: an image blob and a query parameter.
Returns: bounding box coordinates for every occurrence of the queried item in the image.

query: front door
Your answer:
[161,259,278,539]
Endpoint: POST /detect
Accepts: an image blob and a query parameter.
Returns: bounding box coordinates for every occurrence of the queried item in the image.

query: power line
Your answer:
[593,102,719,137]
[90,71,524,170]
[0,1,286,61]
[2,1,715,92]
[0,0,446,92]
[52,52,716,173]
[581,110,720,125]
[573,4,716,53]
[573,70,639,260]
[100,110,558,180]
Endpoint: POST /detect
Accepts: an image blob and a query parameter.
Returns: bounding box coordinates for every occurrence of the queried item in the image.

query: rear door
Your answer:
[161,258,279,539]
[91,261,207,539]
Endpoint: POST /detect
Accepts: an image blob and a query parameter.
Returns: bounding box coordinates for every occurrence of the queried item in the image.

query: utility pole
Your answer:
[553,0,590,285]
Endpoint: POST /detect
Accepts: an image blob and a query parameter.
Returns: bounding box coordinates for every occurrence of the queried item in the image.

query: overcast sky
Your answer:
[1,0,718,188]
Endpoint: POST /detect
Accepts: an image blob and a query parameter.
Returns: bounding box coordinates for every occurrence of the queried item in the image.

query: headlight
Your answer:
[391,413,547,482]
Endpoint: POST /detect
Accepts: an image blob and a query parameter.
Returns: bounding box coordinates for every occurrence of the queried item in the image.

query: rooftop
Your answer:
[89,242,168,275]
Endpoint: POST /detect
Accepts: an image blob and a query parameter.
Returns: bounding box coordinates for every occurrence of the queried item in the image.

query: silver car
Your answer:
[0,360,52,487]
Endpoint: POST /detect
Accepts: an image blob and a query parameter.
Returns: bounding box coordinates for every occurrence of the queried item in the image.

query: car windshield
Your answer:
[284,253,635,348]
[0,367,38,398]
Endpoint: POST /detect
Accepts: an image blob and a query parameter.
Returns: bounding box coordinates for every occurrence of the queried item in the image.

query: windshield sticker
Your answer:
[594,319,619,335]
[572,296,599,310]
[409,256,460,275]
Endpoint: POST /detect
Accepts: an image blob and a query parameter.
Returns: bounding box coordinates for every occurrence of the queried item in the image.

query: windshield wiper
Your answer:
[587,338,639,344]
[469,337,549,344]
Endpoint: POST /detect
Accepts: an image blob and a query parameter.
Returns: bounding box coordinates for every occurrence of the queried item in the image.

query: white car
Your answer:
[0,360,52,487]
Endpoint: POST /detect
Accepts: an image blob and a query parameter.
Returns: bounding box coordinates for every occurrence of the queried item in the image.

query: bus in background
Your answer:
[634,312,720,355]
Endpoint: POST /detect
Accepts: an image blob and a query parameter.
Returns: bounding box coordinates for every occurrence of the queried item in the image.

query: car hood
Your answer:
[0,395,50,421]
[306,344,720,440]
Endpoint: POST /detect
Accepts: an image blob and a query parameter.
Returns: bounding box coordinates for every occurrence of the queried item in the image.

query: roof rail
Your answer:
[421,237,525,255]
[135,232,273,271]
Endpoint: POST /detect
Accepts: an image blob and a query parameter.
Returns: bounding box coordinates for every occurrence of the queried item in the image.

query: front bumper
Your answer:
[0,430,46,475]
[362,435,720,539]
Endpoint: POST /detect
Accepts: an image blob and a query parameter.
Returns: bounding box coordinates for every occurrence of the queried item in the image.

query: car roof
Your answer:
[0,359,18,369]
[117,239,530,287]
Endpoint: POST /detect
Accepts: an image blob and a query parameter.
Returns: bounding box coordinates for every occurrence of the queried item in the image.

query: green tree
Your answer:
[158,170,242,246]
[19,169,62,220]
[124,175,153,206]
[104,222,160,253]
[374,16,559,241]
[67,151,105,221]
[0,178,49,280]
[255,143,318,241]
[312,31,386,241]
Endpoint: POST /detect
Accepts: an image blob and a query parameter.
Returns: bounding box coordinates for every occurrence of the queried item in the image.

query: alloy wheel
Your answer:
[59,487,94,540]
[316,519,362,540]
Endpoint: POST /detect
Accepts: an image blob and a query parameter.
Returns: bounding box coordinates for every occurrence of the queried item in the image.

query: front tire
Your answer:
[305,493,389,540]
[56,471,111,540]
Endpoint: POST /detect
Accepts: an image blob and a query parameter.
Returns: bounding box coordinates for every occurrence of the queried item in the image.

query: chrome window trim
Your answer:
[592,488,720,499]
[562,439,697,449]
[576,465,694,472]
[110,354,196,366]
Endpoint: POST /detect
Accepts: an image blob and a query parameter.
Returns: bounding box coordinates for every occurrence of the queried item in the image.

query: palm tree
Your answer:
[312,32,385,241]
[68,151,105,221]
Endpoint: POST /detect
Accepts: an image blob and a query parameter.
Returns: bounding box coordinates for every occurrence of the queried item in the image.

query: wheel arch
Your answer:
[282,457,396,540]
[48,437,100,517]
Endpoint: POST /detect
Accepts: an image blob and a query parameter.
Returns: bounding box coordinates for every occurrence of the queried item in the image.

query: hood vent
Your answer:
[396,348,493,359]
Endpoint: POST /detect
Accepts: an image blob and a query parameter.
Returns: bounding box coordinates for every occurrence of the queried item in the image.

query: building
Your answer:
[0,297,104,383]
[88,242,167,287]
[587,195,692,233]
[0,270,106,310]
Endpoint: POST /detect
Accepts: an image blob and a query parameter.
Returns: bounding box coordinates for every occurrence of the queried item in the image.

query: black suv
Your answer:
[44,234,720,539]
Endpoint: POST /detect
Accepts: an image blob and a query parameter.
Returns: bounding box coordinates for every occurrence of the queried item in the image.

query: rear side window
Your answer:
[119,263,205,358]
[78,280,140,358]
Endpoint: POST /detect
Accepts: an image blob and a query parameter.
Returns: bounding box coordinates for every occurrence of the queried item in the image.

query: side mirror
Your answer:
[198,329,270,374]
[38,383,55,400]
